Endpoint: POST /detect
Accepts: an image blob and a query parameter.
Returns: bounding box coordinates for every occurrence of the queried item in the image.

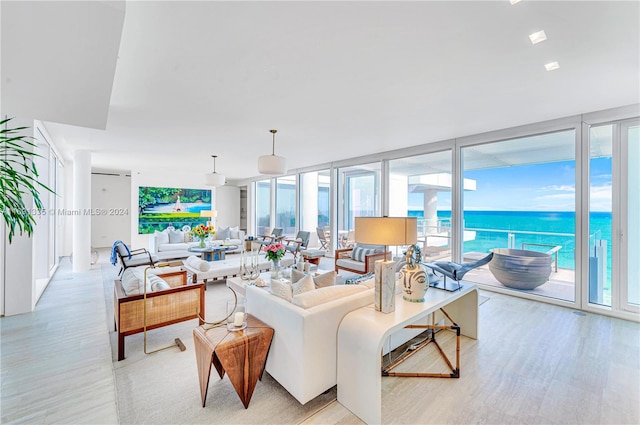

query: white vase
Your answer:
[399,264,428,302]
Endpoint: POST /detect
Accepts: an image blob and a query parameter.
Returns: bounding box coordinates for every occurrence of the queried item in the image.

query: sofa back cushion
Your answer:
[291,269,336,288]
[229,226,240,239]
[168,230,184,244]
[291,284,368,309]
[155,230,170,245]
[217,226,230,240]
[270,279,293,302]
[350,244,382,262]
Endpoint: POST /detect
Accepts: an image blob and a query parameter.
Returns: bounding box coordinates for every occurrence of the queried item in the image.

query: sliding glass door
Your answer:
[621,121,639,313]
[461,130,577,302]
[587,119,639,315]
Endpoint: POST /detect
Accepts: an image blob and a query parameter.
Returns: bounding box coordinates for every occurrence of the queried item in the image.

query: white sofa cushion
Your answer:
[336,258,366,272]
[184,255,211,272]
[121,267,173,295]
[292,274,315,296]
[158,242,190,252]
[229,226,240,239]
[270,279,293,302]
[217,226,230,240]
[169,230,184,244]
[155,230,169,245]
[291,269,336,288]
[292,284,368,309]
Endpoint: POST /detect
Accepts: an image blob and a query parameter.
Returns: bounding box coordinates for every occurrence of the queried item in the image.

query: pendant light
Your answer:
[205,155,225,186]
[258,129,287,175]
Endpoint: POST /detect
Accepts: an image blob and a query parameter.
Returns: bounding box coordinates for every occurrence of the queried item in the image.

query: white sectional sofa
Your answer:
[148,226,245,259]
[246,282,374,404]
[244,276,426,405]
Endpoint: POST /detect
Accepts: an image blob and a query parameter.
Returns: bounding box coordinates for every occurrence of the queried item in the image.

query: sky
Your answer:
[409,159,613,213]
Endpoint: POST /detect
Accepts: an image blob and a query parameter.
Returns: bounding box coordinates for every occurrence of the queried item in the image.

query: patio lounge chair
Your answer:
[316,227,330,250]
[284,231,311,259]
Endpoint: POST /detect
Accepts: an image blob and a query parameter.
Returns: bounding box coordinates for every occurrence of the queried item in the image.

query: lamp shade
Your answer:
[205,172,225,186]
[354,217,417,246]
[258,154,287,175]
[200,210,217,218]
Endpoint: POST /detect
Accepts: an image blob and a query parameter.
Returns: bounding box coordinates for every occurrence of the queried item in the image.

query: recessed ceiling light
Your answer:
[509,0,521,4]
[529,30,547,45]
[545,61,560,71]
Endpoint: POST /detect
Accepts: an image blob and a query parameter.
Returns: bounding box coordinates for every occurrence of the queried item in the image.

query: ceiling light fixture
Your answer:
[258,129,287,175]
[544,61,560,71]
[509,0,521,5]
[205,154,225,186]
[529,30,547,44]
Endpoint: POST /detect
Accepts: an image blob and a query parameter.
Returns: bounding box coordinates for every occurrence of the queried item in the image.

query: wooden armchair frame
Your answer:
[113,270,205,360]
[334,248,391,274]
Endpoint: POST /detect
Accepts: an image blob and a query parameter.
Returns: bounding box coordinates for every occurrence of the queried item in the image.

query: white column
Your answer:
[302,172,319,244]
[72,150,92,272]
[423,189,438,234]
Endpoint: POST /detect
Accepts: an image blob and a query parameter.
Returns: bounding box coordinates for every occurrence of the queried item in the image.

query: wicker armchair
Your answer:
[113,270,204,360]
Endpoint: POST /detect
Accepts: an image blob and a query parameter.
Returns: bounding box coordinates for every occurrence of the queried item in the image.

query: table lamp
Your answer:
[354,217,417,313]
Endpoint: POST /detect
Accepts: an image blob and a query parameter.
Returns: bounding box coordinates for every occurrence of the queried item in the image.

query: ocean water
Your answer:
[409,210,612,275]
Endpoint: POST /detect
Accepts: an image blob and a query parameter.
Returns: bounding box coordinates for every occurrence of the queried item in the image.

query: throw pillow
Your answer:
[149,275,170,292]
[351,246,376,262]
[169,230,184,244]
[292,274,315,296]
[313,270,336,288]
[270,279,293,302]
[185,255,211,272]
[217,226,230,240]
[229,226,240,239]
[155,230,169,245]
[291,268,305,283]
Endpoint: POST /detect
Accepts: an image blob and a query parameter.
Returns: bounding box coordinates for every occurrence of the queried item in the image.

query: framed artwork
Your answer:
[138,186,212,234]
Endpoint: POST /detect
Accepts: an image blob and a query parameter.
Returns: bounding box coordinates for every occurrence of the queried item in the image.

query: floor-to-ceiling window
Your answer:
[388,151,452,260]
[588,124,613,306]
[255,179,271,237]
[299,169,330,248]
[337,162,381,249]
[275,175,296,237]
[589,120,640,315]
[622,121,639,313]
[461,130,577,303]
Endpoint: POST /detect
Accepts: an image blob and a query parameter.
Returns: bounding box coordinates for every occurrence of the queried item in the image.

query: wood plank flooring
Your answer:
[1,251,638,424]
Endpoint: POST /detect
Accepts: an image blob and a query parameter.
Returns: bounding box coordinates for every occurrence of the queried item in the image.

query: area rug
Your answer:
[101,265,336,425]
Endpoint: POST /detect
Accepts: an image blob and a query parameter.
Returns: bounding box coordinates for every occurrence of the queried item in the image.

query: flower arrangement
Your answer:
[264,242,286,261]
[191,223,215,239]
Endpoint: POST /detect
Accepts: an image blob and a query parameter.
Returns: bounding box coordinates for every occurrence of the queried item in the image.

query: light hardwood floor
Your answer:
[1,251,639,424]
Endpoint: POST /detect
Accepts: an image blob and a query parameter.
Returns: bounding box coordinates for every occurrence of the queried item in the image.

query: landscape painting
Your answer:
[138,186,212,234]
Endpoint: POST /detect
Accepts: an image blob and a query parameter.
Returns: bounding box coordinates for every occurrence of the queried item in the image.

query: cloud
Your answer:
[540,184,575,193]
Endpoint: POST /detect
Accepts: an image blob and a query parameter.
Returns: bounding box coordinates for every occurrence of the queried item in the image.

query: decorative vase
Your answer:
[399,264,429,303]
[199,237,206,248]
[271,259,281,279]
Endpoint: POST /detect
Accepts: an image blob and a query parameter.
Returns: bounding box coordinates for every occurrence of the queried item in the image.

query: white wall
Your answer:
[216,186,240,230]
[91,173,131,248]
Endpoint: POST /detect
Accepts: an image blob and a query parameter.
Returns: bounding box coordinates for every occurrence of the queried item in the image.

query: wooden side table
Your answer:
[193,315,274,409]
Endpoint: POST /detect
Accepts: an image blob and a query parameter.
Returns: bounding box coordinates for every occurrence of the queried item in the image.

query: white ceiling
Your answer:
[3,1,639,183]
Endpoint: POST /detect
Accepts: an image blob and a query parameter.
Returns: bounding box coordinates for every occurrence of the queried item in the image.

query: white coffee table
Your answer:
[337,283,479,424]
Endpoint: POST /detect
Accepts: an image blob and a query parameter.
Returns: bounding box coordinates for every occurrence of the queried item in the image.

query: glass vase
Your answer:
[271,259,281,279]
[199,237,206,248]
